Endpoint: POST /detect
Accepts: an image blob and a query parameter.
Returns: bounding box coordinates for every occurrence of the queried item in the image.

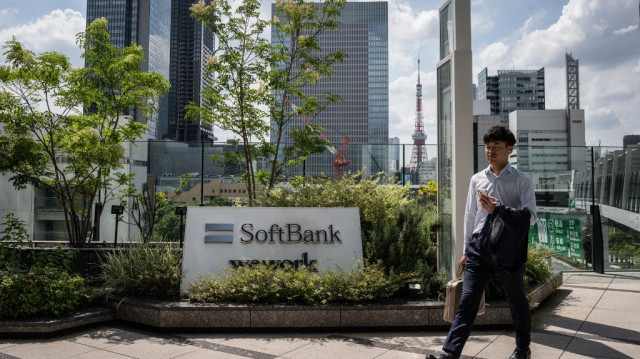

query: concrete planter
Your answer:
[110,271,563,330]
[0,307,114,336]
[0,271,562,335]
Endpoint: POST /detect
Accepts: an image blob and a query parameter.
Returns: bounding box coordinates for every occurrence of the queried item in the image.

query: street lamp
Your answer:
[111,205,124,246]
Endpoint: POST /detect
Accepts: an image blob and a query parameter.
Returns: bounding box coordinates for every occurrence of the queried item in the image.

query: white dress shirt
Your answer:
[463,163,537,254]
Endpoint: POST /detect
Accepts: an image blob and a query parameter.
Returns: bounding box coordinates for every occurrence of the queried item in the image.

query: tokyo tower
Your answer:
[409,58,427,172]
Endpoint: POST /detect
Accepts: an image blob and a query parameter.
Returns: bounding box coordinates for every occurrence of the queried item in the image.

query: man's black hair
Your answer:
[483,125,516,146]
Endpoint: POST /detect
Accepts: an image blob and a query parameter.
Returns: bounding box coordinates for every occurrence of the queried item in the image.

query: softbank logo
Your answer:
[204,223,234,243]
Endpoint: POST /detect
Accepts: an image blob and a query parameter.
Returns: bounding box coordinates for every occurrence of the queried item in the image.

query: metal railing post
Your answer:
[402,144,405,186]
[590,147,605,273]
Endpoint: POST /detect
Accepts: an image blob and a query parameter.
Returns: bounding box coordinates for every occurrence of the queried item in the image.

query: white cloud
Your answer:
[388,0,438,75]
[0,8,19,17]
[0,9,85,67]
[471,10,496,35]
[474,42,510,73]
[472,0,640,146]
[613,24,638,35]
[512,0,639,69]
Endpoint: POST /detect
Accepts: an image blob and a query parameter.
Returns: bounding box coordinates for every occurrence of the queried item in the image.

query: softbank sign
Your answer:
[181,207,363,290]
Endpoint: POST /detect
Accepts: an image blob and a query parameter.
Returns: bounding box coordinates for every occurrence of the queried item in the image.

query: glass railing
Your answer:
[474,144,640,273]
[3,140,639,273]
[147,140,439,188]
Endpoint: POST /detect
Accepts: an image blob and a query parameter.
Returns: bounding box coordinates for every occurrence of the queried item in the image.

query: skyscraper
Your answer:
[167,0,215,142]
[271,1,389,177]
[86,0,171,140]
[477,67,545,125]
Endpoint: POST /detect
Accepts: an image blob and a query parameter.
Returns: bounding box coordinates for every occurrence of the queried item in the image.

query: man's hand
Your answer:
[459,254,467,267]
[479,195,499,214]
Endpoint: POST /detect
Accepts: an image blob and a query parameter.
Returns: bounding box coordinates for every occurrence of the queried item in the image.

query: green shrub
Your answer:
[485,246,554,301]
[185,262,411,305]
[0,212,32,272]
[364,202,445,299]
[0,268,86,318]
[255,174,410,232]
[98,242,183,299]
[0,213,87,319]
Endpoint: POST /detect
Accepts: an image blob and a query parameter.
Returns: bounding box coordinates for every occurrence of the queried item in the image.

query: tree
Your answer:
[0,19,169,246]
[265,0,346,189]
[120,174,190,243]
[188,0,345,203]
[188,0,272,204]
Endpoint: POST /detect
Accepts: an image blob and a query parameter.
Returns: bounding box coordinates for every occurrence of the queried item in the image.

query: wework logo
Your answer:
[204,223,234,243]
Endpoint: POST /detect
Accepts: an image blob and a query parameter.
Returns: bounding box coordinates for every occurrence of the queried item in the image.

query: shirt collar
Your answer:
[484,163,513,177]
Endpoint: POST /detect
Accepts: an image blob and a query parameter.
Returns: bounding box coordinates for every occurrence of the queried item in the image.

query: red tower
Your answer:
[409,58,427,172]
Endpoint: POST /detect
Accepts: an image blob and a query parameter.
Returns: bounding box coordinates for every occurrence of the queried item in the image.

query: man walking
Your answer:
[429,125,537,359]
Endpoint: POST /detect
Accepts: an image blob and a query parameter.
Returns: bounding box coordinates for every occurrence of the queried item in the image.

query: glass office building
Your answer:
[86,0,172,140]
[477,67,546,126]
[168,0,215,142]
[271,1,389,177]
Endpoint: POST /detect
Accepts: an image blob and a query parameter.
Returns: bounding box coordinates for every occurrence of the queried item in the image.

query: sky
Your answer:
[0,0,638,146]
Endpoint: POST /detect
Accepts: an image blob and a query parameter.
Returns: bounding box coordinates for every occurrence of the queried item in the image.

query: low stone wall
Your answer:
[111,271,563,330]
[0,307,114,336]
[0,271,562,335]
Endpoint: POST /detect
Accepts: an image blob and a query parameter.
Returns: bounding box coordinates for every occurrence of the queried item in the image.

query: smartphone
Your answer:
[477,189,488,198]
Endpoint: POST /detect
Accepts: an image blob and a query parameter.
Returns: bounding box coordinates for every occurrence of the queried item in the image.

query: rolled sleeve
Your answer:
[463,177,478,254]
[520,174,537,226]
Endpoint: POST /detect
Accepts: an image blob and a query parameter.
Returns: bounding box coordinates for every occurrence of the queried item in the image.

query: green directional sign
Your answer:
[528,214,583,260]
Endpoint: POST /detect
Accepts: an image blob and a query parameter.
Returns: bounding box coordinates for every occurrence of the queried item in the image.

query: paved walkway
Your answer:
[1,272,639,359]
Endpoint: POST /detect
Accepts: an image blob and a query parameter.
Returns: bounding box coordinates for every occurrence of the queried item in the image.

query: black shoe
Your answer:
[509,347,531,359]
[427,352,460,359]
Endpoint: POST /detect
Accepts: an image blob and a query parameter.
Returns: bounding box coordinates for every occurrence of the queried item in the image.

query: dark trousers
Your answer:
[442,251,531,355]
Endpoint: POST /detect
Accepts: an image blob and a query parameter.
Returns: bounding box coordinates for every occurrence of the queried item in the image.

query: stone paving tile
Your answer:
[558,352,611,359]
[565,332,640,359]
[458,333,502,358]
[563,273,614,285]
[0,342,17,350]
[474,335,519,359]
[374,349,429,359]
[532,310,591,336]
[0,340,95,359]
[171,347,251,359]
[596,291,640,312]
[63,326,150,350]
[339,331,414,346]
[552,287,605,308]
[580,309,640,345]
[388,331,448,352]
[278,339,388,359]
[474,333,562,359]
[66,349,135,359]
[189,335,318,357]
[529,329,572,358]
[106,337,198,359]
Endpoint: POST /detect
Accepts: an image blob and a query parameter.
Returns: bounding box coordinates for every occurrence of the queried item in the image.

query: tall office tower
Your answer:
[566,52,580,110]
[168,0,215,142]
[409,58,427,180]
[623,135,640,148]
[388,137,400,173]
[271,1,389,177]
[86,0,171,140]
[477,67,545,125]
